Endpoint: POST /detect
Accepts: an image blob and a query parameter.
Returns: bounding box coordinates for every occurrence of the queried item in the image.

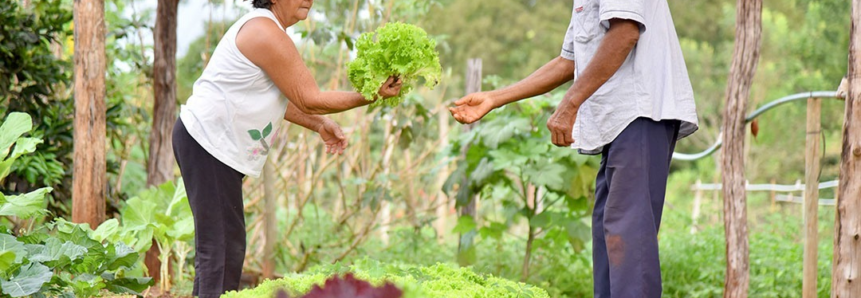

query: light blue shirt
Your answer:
[561,0,698,154]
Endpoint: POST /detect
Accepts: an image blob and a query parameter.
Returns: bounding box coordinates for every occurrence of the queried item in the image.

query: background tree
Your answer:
[831,0,861,295]
[72,0,107,229]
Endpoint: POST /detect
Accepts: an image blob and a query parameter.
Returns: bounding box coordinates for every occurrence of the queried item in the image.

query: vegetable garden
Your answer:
[1,0,860,297]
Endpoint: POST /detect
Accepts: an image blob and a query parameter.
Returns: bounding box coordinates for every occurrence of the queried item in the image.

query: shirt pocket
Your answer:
[574,0,601,43]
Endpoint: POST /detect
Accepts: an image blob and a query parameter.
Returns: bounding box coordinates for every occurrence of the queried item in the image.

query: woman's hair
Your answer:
[248,0,273,9]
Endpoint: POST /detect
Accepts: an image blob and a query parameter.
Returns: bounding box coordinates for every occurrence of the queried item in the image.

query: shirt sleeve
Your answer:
[599,0,647,33]
[560,10,577,61]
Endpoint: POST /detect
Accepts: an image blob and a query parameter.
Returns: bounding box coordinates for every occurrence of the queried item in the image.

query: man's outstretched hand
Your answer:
[449,92,496,124]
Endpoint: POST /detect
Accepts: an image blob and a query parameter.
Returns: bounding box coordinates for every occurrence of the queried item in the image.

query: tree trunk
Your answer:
[721,1,762,297]
[72,0,107,230]
[148,0,179,187]
[831,1,861,296]
[145,0,180,284]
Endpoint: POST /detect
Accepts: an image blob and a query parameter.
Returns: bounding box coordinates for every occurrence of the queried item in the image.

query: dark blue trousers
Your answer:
[592,118,680,298]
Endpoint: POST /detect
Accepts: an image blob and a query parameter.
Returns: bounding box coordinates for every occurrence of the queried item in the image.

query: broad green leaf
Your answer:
[529,212,552,228]
[91,219,120,243]
[121,197,157,231]
[165,179,190,218]
[167,216,195,242]
[128,227,154,253]
[105,242,137,271]
[69,273,105,297]
[0,250,15,273]
[0,262,52,297]
[0,113,33,160]
[468,158,494,186]
[53,222,101,251]
[102,273,153,295]
[524,162,567,190]
[479,117,530,148]
[28,238,87,267]
[478,222,507,240]
[0,234,26,264]
[452,215,477,234]
[567,164,597,199]
[0,187,51,218]
[565,218,591,253]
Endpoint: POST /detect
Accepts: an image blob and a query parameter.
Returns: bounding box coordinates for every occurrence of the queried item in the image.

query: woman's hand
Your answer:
[377,76,403,99]
[316,119,347,155]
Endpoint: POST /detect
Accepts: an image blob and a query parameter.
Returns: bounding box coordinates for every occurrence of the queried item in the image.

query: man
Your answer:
[449,0,698,297]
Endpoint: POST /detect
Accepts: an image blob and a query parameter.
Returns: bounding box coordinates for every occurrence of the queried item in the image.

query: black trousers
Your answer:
[172,118,246,298]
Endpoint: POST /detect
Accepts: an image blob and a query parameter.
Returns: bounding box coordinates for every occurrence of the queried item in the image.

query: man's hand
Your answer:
[547,106,577,147]
[449,92,496,124]
[317,119,347,155]
[378,76,404,99]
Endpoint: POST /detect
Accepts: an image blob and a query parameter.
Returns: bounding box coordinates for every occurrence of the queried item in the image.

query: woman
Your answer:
[171,0,402,296]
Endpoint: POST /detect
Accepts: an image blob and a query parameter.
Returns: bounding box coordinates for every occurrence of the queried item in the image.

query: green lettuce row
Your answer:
[223,259,549,298]
[347,22,442,108]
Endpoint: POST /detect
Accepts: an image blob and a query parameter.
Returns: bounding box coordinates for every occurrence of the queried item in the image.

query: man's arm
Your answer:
[489,56,576,108]
[547,19,641,146]
[450,57,575,124]
[557,19,640,113]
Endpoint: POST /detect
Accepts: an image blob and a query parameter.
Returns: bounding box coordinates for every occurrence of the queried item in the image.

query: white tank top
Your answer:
[179,9,288,178]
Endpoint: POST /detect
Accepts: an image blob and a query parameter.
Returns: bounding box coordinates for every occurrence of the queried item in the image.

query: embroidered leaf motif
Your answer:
[262,123,273,138]
[248,130,262,141]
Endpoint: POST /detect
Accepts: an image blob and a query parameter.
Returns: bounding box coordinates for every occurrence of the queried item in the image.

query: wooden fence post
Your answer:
[802,97,821,298]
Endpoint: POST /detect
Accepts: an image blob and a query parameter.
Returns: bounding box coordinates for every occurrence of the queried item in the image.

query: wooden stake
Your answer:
[802,97,821,298]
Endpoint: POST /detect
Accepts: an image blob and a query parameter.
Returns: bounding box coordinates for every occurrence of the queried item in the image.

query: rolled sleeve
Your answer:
[560,11,577,60]
[599,0,646,33]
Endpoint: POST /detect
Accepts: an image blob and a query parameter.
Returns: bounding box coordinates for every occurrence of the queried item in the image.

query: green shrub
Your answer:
[224,259,549,298]
[0,112,152,297]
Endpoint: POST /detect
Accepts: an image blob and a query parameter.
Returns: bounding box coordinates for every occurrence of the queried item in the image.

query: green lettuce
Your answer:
[348,22,442,107]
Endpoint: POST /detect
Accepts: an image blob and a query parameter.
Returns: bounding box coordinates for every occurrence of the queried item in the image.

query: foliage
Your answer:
[224,259,549,298]
[115,179,195,291]
[0,0,73,214]
[444,91,598,269]
[0,113,152,297]
[348,22,442,107]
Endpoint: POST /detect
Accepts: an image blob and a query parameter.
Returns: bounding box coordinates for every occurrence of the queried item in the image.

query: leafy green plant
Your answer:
[347,22,442,107]
[224,259,549,298]
[0,112,152,297]
[0,112,52,232]
[116,179,194,292]
[445,91,597,277]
